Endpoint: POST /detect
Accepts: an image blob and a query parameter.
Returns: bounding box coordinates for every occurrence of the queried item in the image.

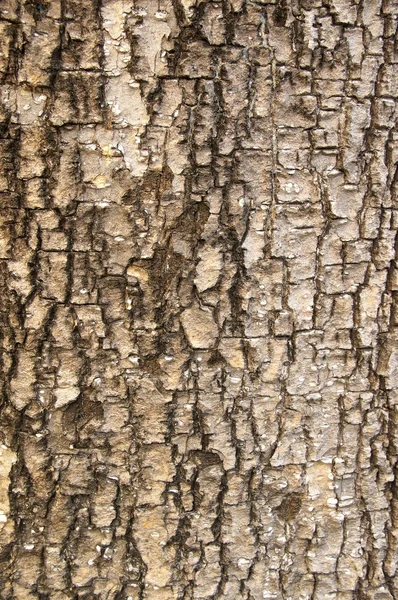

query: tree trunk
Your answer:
[0,0,397,598]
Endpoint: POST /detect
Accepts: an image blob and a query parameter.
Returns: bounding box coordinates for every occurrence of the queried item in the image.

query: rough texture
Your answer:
[0,0,397,599]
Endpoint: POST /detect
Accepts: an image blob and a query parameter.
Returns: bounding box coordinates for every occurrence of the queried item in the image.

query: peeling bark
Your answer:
[0,0,397,599]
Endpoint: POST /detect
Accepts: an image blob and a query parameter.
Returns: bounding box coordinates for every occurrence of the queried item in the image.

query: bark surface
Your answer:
[0,0,397,599]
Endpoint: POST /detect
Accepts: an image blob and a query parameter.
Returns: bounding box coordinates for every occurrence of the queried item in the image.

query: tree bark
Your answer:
[0,0,397,598]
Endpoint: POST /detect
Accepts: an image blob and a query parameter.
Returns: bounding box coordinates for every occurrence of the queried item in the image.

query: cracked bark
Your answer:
[0,0,397,599]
